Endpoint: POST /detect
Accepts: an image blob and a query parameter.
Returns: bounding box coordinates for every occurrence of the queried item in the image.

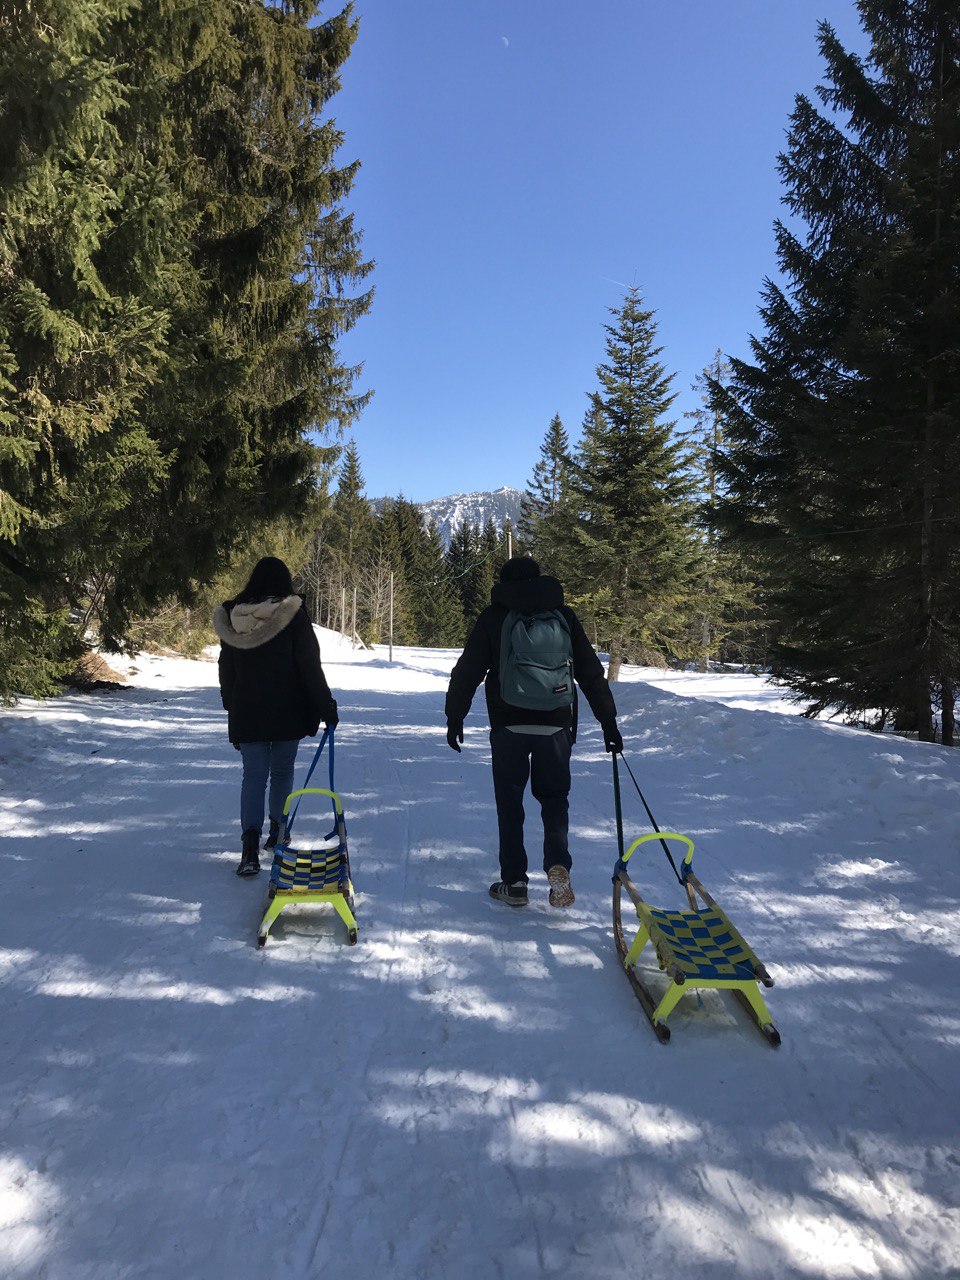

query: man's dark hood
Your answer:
[490,575,564,612]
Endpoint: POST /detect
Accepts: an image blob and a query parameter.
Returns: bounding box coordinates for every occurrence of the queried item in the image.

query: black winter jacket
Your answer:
[214,594,336,745]
[444,576,617,740]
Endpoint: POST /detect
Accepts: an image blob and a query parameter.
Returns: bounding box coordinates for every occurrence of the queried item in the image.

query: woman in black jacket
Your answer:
[213,557,338,877]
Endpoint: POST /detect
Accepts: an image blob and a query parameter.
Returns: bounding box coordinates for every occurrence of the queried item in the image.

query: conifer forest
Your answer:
[1,0,959,746]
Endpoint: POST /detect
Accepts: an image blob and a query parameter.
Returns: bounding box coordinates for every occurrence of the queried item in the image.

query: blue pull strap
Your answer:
[285,727,338,839]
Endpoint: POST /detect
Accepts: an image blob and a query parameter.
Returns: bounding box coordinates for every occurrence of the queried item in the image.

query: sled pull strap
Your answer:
[619,751,686,885]
[285,728,338,837]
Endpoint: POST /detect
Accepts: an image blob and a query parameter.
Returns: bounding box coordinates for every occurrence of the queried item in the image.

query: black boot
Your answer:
[264,819,281,851]
[236,827,261,877]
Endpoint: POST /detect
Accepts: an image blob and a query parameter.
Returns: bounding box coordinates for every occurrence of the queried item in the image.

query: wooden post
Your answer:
[340,586,346,637]
[388,570,394,662]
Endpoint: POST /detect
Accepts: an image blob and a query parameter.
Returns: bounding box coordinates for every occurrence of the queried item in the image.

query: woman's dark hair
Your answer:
[234,556,295,604]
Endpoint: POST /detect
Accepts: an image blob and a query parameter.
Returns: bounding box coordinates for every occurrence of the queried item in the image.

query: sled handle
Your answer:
[282,787,343,816]
[622,831,694,866]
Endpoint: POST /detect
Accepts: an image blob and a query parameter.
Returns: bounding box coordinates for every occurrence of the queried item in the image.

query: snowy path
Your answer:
[1,640,959,1279]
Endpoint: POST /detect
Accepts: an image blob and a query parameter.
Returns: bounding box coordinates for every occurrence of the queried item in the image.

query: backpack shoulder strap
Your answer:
[549,607,572,635]
[499,608,519,673]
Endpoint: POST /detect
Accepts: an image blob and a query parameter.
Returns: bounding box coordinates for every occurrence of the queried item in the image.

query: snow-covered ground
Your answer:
[623,663,803,715]
[1,634,958,1279]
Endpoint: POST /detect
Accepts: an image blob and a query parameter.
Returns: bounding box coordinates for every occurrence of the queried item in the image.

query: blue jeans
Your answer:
[239,740,300,835]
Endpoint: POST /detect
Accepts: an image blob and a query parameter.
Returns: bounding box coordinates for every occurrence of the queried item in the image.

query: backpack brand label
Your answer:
[553,683,569,693]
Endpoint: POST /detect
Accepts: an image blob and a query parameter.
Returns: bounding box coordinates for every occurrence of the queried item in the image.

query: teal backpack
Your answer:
[499,609,574,711]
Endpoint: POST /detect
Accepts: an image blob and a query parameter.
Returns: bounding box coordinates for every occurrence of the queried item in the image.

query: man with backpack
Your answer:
[445,556,623,908]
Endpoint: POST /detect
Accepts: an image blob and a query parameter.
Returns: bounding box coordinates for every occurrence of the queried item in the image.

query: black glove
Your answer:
[323,700,339,731]
[603,721,623,753]
[446,720,464,753]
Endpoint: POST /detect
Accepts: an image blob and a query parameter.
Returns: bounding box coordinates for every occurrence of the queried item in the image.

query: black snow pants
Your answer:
[490,727,573,884]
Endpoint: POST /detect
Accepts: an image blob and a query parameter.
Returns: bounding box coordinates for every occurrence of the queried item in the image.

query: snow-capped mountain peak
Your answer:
[373,486,524,548]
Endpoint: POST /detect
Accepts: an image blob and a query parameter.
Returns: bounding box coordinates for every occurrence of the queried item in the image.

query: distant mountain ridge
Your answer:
[371,486,524,548]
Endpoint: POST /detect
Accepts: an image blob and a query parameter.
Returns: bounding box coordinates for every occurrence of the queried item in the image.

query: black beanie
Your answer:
[499,556,541,583]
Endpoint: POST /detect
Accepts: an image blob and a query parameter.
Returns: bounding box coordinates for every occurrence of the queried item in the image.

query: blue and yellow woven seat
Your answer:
[269,843,348,893]
[643,905,760,982]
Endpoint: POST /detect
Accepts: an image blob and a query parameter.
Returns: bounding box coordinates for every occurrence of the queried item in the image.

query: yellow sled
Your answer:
[257,730,358,948]
[611,756,779,1045]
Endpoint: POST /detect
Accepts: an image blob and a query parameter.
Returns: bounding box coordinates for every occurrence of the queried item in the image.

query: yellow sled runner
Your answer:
[610,754,779,1046]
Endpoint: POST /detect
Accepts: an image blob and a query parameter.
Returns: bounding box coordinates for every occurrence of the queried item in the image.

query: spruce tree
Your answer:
[465,519,497,624]
[714,1,960,741]
[679,352,762,668]
[567,289,702,680]
[96,0,372,642]
[397,500,430,644]
[0,0,171,693]
[326,441,375,639]
[371,502,415,645]
[295,448,339,623]
[392,499,462,645]
[445,522,474,601]
[446,521,490,632]
[681,351,730,508]
[415,523,464,647]
[0,0,371,693]
[331,441,374,571]
[521,414,574,578]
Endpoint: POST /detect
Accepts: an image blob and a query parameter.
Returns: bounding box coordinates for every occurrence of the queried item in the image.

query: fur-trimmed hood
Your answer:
[212,594,303,650]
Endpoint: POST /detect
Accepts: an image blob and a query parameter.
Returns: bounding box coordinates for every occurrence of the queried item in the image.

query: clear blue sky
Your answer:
[329,0,868,501]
